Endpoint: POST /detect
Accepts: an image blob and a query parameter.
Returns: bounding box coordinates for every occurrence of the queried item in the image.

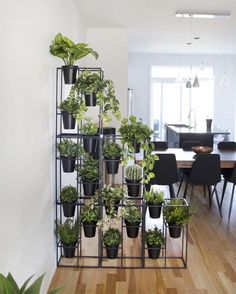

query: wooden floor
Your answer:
[50,183,236,294]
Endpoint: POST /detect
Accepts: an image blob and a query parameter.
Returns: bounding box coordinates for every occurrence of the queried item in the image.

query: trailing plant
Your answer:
[145,226,165,247]
[50,33,98,66]
[81,199,99,223]
[56,218,79,244]
[76,69,102,94]
[60,185,78,203]
[103,227,122,247]
[163,199,190,226]
[80,117,98,135]
[76,155,100,182]
[0,272,62,294]
[144,189,164,204]
[120,201,142,223]
[125,164,142,181]
[103,142,123,159]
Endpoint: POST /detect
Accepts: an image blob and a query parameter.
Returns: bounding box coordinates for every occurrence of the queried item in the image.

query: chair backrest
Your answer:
[218,141,236,151]
[182,141,201,151]
[149,153,179,185]
[189,154,221,185]
[151,141,168,151]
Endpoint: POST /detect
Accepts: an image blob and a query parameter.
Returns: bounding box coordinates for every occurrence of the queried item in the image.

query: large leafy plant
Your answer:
[60,185,78,203]
[145,226,165,247]
[103,228,122,247]
[56,218,79,244]
[163,199,190,226]
[0,272,62,294]
[50,33,98,65]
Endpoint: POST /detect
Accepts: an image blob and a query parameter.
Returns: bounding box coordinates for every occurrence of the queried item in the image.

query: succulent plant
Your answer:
[125,164,142,181]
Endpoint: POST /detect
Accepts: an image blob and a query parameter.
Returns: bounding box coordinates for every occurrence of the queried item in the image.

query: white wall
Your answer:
[128,53,236,140]
[0,0,86,292]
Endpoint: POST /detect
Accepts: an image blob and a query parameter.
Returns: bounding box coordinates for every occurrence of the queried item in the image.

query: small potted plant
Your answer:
[56,218,79,258]
[125,164,142,197]
[163,199,190,238]
[50,33,98,84]
[103,141,123,174]
[60,185,78,217]
[145,226,165,259]
[81,199,99,238]
[59,96,80,129]
[76,155,100,196]
[103,227,122,259]
[144,189,164,218]
[81,117,98,155]
[121,201,142,238]
[57,139,78,172]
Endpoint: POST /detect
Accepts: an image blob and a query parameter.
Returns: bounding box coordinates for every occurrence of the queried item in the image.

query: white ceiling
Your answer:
[78,0,236,54]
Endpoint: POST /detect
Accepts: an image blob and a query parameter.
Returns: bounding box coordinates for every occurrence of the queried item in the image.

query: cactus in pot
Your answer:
[125,164,142,197]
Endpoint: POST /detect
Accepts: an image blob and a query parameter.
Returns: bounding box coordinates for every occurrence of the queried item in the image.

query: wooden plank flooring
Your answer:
[49,183,236,293]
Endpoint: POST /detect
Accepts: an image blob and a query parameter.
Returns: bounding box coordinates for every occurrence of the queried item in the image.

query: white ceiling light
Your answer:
[175,12,231,19]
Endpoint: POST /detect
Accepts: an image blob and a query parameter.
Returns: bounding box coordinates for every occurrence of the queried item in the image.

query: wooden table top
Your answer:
[143,148,236,168]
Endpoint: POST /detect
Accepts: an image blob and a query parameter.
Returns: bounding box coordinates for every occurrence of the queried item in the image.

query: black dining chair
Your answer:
[151,141,168,151]
[145,153,179,198]
[185,153,222,217]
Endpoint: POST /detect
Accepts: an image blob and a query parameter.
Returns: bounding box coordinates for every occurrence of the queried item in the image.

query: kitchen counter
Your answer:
[165,124,230,135]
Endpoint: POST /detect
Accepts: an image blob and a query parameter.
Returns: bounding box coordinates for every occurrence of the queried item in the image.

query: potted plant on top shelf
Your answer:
[163,198,191,238]
[145,226,165,259]
[50,33,98,84]
[103,141,123,174]
[80,117,98,155]
[103,227,122,259]
[121,200,142,238]
[144,189,164,219]
[56,218,79,258]
[81,198,99,238]
[125,164,142,197]
[60,185,78,217]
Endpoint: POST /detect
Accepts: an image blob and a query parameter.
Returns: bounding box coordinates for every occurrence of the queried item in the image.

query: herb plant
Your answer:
[103,142,122,159]
[144,190,164,204]
[163,199,190,225]
[59,97,81,115]
[76,155,100,182]
[60,185,78,203]
[145,226,165,247]
[103,228,122,247]
[56,218,79,244]
[57,139,79,157]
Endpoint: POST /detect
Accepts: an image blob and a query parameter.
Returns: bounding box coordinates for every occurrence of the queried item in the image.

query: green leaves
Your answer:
[56,218,79,244]
[103,142,122,159]
[145,227,165,247]
[103,228,122,247]
[60,185,78,203]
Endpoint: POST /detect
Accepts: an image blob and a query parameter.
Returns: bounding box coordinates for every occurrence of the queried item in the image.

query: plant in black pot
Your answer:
[145,226,165,259]
[56,218,79,258]
[144,189,164,219]
[60,185,78,217]
[121,201,142,238]
[163,199,190,239]
[125,164,142,197]
[103,141,123,174]
[50,33,98,84]
[103,227,122,259]
[81,198,99,238]
[57,139,79,173]
[81,117,98,155]
[59,96,80,129]
[76,155,100,196]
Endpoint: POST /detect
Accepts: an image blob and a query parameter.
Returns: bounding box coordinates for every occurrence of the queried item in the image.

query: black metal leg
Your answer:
[203,185,206,197]
[183,181,189,199]
[228,184,235,221]
[177,174,184,197]
[213,185,222,218]
[207,185,212,208]
[220,179,228,208]
[169,184,175,198]
[190,184,194,204]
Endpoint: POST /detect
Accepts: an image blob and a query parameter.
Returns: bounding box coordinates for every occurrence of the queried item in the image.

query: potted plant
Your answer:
[57,139,78,172]
[81,117,98,155]
[145,226,165,259]
[60,185,78,217]
[163,199,190,238]
[81,199,99,238]
[59,96,80,129]
[119,115,153,153]
[103,227,122,259]
[50,33,98,84]
[103,141,123,174]
[121,201,142,238]
[56,218,79,258]
[76,155,100,196]
[144,189,164,218]
[125,164,142,197]
[99,185,126,217]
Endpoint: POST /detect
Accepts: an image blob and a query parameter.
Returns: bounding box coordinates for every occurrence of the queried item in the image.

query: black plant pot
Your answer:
[62,242,76,258]
[148,203,163,219]
[62,202,76,217]
[83,221,97,238]
[147,245,161,259]
[126,179,141,197]
[61,157,76,173]
[105,200,120,217]
[131,139,141,153]
[82,181,98,196]
[83,136,98,155]
[168,225,182,238]
[61,65,78,84]
[105,246,119,259]
[84,93,97,106]
[125,220,140,238]
[61,111,76,129]
[105,158,120,174]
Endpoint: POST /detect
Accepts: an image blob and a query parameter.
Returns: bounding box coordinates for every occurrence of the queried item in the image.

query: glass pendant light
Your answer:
[219,73,229,88]
[193,75,200,87]
[186,79,192,88]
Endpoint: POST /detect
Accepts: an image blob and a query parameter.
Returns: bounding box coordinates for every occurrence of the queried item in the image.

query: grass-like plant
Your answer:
[60,185,77,203]
[56,218,79,245]
[144,189,164,204]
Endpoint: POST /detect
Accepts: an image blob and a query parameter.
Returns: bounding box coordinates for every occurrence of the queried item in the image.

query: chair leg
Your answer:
[228,184,235,221]
[183,181,189,199]
[177,174,184,197]
[203,185,206,197]
[220,179,228,208]
[212,185,222,218]
[169,185,175,198]
[207,185,212,208]
[189,184,194,204]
